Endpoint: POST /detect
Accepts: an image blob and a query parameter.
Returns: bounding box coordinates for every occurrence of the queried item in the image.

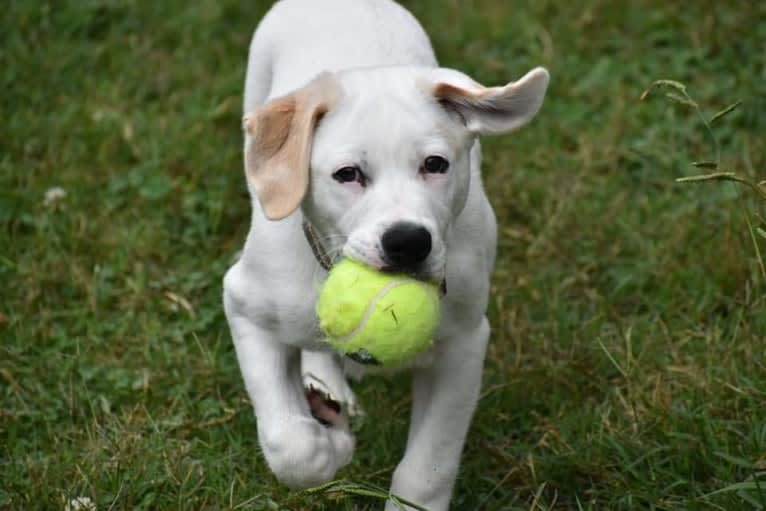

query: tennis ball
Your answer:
[316,259,440,366]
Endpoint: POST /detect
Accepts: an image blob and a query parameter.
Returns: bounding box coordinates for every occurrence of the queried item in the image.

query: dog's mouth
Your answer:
[379,265,447,295]
[380,261,434,279]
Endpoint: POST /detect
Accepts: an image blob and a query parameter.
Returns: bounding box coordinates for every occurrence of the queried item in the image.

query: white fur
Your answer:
[223,1,549,509]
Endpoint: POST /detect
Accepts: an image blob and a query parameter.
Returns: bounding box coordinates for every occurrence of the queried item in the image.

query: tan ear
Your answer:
[244,72,340,220]
[431,67,549,134]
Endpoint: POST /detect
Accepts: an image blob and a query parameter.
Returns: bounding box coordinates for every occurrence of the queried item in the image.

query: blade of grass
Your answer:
[676,172,766,202]
[709,101,742,125]
[598,339,626,378]
[692,161,718,169]
[744,209,766,281]
[304,480,431,511]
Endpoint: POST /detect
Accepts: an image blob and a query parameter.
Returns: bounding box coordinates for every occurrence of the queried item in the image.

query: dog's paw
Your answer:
[258,415,355,489]
[302,350,363,418]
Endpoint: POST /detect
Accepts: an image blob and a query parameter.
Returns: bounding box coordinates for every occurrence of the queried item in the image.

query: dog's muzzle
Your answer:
[302,219,446,296]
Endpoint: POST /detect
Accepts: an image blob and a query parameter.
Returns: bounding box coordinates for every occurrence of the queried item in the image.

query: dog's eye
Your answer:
[332,166,365,185]
[422,155,449,174]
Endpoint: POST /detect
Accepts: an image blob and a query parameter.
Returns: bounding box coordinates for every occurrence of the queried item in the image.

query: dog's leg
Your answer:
[386,317,490,511]
[226,309,355,488]
[302,350,363,419]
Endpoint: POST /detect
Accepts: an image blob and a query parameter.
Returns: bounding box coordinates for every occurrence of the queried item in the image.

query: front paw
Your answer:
[258,415,355,488]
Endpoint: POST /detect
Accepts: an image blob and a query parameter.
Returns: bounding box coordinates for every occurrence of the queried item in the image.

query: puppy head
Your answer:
[244,67,549,279]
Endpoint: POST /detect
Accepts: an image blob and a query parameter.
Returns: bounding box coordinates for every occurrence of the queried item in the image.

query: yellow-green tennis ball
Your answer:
[317,259,440,366]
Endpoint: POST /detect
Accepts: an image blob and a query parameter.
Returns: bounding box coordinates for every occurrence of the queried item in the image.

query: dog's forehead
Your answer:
[335,68,441,119]
[336,66,426,93]
[315,68,464,154]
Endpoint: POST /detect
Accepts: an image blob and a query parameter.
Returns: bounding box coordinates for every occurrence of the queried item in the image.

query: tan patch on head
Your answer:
[244,72,341,220]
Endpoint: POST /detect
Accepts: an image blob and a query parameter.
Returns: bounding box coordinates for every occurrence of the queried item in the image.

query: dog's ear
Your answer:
[430,67,549,134]
[243,72,340,220]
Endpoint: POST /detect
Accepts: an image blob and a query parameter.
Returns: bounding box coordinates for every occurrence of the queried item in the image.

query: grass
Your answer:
[1,1,765,509]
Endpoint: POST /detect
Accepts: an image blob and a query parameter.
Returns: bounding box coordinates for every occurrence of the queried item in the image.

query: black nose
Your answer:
[381,222,432,267]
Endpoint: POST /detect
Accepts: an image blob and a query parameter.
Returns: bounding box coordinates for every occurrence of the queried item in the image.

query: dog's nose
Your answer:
[381,222,432,267]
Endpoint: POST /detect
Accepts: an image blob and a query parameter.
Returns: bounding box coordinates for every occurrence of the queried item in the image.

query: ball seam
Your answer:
[334,278,412,343]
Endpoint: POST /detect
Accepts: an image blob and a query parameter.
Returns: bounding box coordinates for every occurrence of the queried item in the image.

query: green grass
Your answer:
[2,1,765,509]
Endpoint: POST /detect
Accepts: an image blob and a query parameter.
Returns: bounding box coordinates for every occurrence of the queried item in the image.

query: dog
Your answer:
[222,0,549,508]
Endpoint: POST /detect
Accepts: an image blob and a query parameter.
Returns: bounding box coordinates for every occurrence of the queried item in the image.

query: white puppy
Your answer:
[223,0,549,509]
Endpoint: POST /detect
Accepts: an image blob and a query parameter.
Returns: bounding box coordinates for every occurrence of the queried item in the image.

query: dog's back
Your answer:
[245,0,437,109]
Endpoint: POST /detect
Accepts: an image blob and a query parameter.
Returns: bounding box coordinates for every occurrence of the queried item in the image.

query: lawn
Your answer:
[2,1,765,510]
